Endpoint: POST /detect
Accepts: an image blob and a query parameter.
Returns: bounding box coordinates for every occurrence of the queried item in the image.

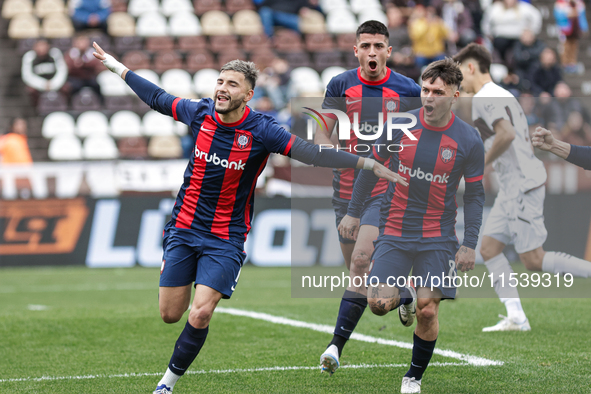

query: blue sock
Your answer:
[399,286,414,306]
[331,290,367,356]
[404,332,437,381]
[168,321,208,376]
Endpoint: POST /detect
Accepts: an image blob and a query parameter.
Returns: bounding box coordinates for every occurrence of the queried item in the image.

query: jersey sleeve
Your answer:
[263,117,297,155]
[473,97,510,131]
[321,77,344,119]
[170,98,203,126]
[464,133,485,182]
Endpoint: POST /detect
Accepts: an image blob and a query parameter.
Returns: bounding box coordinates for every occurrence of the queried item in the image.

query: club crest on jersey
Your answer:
[440,146,456,163]
[384,98,399,112]
[235,133,251,150]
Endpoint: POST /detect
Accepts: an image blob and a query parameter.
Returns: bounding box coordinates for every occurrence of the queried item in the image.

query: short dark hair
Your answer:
[452,43,492,74]
[356,20,389,41]
[421,58,463,90]
[220,60,259,90]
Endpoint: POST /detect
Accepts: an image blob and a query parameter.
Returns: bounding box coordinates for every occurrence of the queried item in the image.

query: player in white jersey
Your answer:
[454,43,591,332]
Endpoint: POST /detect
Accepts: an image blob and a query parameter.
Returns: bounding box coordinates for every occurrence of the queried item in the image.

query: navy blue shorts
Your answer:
[369,239,459,299]
[333,195,383,244]
[160,228,246,299]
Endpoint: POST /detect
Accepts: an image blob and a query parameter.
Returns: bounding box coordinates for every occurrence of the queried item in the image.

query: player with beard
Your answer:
[315,20,421,374]
[454,43,591,332]
[92,43,407,394]
[340,58,485,393]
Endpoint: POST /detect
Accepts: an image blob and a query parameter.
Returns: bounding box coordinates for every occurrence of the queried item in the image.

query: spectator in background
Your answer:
[70,0,111,33]
[481,0,542,64]
[499,67,525,97]
[254,58,291,109]
[64,34,103,99]
[512,29,546,92]
[386,6,421,80]
[554,0,589,73]
[21,39,68,106]
[257,0,321,37]
[433,0,476,52]
[0,118,33,165]
[545,82,591,134]
[408,6,448,68]
[531,47,562,96]
[519,93,544,129]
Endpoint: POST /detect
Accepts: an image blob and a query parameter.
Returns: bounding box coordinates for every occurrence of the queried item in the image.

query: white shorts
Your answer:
[482,186,547,254]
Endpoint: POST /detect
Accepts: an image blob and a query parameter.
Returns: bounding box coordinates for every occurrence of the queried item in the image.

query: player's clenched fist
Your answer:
[338,215,360,241]
[531,126,555,152]
[455,245,475,272]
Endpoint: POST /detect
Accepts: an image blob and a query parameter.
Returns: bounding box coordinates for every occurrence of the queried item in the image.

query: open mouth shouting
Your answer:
[368,59,378,73]
[216,93,230,105]
[424,104,435,117]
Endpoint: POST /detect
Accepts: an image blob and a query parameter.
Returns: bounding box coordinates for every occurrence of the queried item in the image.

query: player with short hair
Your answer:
[340,58,485,394]
[315,20,421,374]
[92,43,406,394]
[453,43,591,332]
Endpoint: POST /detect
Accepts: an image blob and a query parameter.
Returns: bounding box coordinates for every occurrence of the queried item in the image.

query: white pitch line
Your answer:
[0,362,468,384]
[216,307,504,367]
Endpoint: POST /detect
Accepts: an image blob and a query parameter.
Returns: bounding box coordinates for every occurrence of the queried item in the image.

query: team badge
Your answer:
[385,98,399,112]
[440,146,456,164]
[235,133,251,150]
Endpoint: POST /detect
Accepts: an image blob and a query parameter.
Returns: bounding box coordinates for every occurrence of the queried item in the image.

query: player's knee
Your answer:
[368,297,392,316]
[416,299,438,321]
[521,254,543,271]
[479,244,496,262]
[188,306,214,327]
[351,249,371,273]
[160,309,183,324]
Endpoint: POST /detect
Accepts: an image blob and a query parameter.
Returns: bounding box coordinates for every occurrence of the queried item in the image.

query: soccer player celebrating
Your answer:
[92,43,406,394]
[314,20,421,374]
[339,58,485,394]
[454,43,591,332]
[532,126,591,170]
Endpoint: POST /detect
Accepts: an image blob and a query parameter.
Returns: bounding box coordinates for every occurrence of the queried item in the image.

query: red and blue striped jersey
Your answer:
[167,98,295,247]
[371,107,485,242]
[322,67,421,200]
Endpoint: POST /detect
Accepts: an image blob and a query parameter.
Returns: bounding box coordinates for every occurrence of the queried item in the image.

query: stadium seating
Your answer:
[186,51,216,72]
[273,29,303,53]
[42,112,75,139]
[153,50,183,73]
[110,111,143,138]
[142,111,175,136]
[161,69,196,98]
[241,34,269,52]
[350,0,382,14]
[161,0,194,17]
[2,0,33,19]
[178,35,207,52]
[107,12,136,37]
[336,33,356,51]
[305,33,334,52]
[35,0,66,18]
[97,70,131,96]
[118,136,149,159]
[300,10,326,34]
[210,35,239,53]
[290,67,323,94]
[71,89,102,112]
[122,50,151,70]
[201,10,233,35]
[357,8,388,26]
[47,135,83,160]
[320,0,350,14]
[169,12,202,36]
[321,66,347,88]
[136,11,168,36]
[148,135,183,158]
[232,10,263,35]
[218,49,247,67]
[51,37,72,51]
[193,68,219,98]
[7,13,40,39]
[249,49,276,69]
[194,0,223,16]
[314,51,343,71]
[104,95,135,111]
[490,63,509,84]
[41,12,74,38]
[127,0,160,17]
[282,51,312,68]
[145,37,175,53]
[37,91,68,115]
[326,9,357,34]
[83,134,119,159]
[76,111,110,137]
[225,0,255,14]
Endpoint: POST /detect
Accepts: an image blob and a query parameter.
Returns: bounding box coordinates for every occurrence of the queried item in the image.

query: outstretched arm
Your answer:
[532,126,591,170]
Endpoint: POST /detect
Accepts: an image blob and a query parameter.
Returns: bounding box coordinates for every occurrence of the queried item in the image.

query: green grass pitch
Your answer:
[1,265,590,393]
